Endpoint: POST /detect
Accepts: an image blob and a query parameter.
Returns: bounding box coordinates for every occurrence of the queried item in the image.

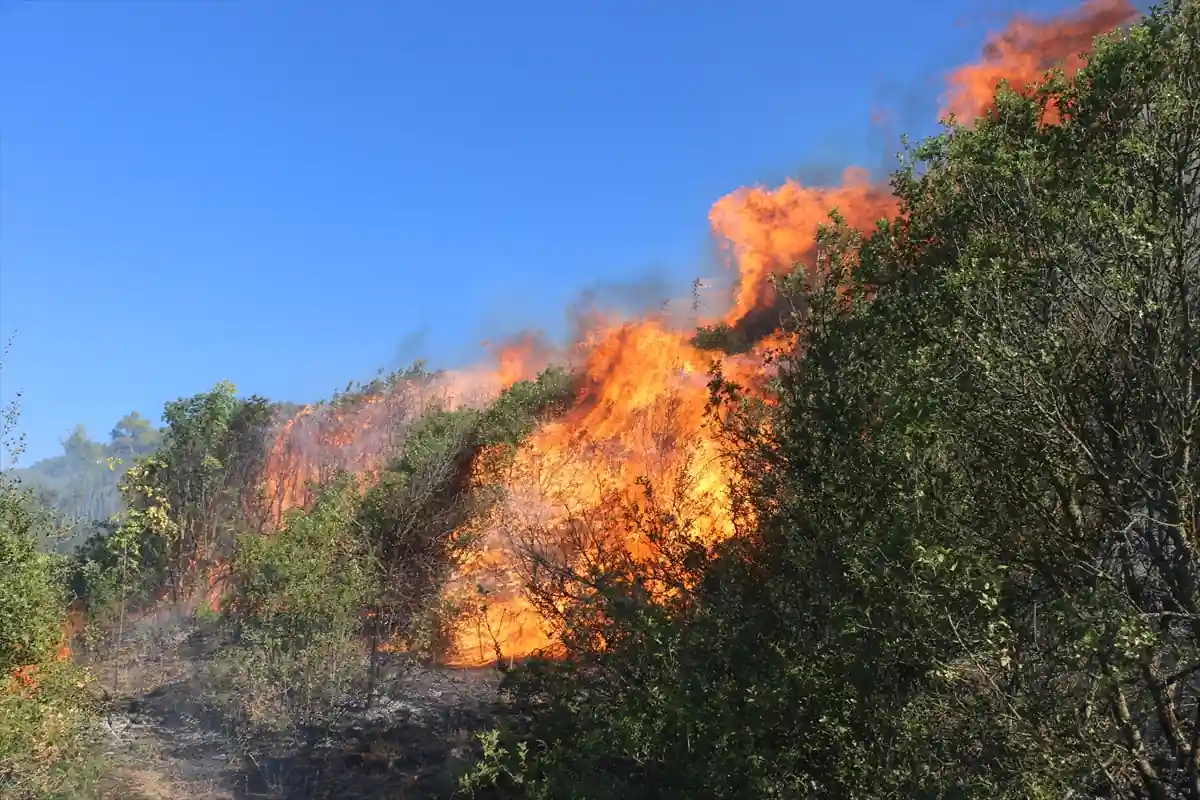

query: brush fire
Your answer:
[25,0,1134,690]
[250,0,1140,668]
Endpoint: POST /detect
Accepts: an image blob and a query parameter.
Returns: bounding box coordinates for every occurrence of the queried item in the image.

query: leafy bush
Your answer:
[0,386,103,799]
[212,366,578,739]
[216,473,375,737]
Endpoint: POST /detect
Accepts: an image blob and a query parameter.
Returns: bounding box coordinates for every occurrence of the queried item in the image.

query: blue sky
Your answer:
[1,0,1101,463]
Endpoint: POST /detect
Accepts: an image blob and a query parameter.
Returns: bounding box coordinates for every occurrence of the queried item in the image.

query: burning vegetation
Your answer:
[244,0,1139,669]
[7,0,1197,797]
[941,0,1141,121]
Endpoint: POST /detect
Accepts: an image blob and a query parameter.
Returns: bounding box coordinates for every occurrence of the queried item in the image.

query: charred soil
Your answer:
[87,615,500,799]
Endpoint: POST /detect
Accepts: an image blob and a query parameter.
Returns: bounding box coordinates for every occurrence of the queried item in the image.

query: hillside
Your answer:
[3,1,1197,798]
[12,413,162,551]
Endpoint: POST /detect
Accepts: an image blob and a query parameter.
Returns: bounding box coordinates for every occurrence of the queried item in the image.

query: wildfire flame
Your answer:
[263,339,551,522]
[941,0,1139,123]
[248,0,1136,667]
[710,167,899,328]
[441,316,789,665]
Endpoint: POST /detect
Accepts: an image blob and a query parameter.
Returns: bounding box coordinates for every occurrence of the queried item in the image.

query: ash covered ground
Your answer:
[89,612,501,800]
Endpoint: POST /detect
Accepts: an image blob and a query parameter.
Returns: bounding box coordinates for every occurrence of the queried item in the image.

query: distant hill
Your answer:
[13,411,163,552]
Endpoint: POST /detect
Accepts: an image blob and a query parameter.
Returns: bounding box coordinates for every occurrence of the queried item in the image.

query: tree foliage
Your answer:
[72,381,274,620]
[463,3,1200,797]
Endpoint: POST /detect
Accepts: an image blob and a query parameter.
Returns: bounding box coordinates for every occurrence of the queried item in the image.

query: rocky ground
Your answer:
[85,614,501,799]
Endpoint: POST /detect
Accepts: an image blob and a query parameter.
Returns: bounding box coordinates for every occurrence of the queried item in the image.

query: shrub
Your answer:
[0,384,103,798]
[215,473,375,737]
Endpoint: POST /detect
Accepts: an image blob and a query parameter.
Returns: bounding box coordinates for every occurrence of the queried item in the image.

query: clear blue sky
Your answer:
[1,0,1095,464]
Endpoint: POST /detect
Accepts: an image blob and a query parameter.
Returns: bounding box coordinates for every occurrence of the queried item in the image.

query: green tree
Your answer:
[60,426,103,465]
[87,381,273,609]
[108,411,162,460]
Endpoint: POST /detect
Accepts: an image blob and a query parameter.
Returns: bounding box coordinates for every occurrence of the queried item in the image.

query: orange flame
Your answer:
[941,0,1139,123]
[710,166,898,328]
[264,338,547,523]
[440,306,808,664]
[485,333,558,389]
[5,633,73,696]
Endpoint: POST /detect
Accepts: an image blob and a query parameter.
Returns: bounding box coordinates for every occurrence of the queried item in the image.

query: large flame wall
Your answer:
[259,0,1137,667]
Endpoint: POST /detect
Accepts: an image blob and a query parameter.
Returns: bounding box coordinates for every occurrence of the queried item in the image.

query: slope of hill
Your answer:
[6,1,1194,798]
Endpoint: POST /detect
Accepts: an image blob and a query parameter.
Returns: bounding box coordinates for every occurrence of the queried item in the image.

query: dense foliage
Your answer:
[462,3,1200,797]
[217,474,376,737]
